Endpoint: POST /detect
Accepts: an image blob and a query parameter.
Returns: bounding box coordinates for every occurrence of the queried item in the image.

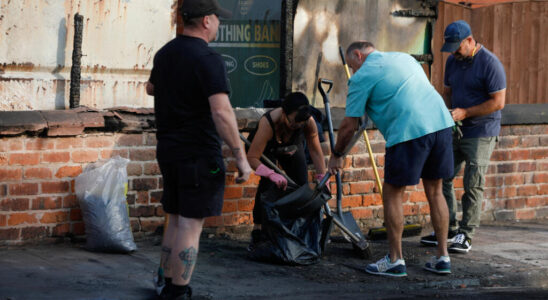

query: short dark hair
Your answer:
[346,41,375,57]
[282,92,311,122]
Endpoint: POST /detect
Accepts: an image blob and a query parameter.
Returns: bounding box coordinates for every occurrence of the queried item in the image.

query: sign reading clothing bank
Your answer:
[211,0,281,108]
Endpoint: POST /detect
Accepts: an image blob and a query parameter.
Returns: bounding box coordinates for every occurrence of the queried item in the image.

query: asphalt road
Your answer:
[1,221,547,299]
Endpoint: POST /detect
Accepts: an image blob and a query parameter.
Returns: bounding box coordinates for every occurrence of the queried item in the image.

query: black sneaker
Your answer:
[171,286,192,300]
[420,230,458,246]
[246,229,262,252]
[449,233,472,253]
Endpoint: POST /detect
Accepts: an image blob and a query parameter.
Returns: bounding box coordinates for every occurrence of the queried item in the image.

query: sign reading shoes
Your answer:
[221,54,238,74]
[244,55,277,76]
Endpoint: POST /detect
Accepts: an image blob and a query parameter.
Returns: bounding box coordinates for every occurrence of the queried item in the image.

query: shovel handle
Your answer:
[318,79,333,99]
[339,46,352,79]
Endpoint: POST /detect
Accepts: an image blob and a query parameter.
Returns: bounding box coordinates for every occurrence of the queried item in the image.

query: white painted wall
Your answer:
[0,0,177,110]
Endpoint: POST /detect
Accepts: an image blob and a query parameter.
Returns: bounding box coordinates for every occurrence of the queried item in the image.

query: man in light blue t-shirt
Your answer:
[328,41,455,277]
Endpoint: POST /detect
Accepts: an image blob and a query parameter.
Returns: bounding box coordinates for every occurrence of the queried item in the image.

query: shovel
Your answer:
[318,79,370,258]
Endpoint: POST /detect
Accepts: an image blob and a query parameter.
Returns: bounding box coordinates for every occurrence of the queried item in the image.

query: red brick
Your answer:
[8,213,38,226]
[136,191,149,204]
[24,167,52,179]
[0,153,7,165]
[505,198,526,209]
[516,209,535,220]
[491,150,510,161]
[155,206,165,217]
[72,222,85,235]
[115,134,143,146]
[517,185,538,196]
[518,162,536,172]
[224,186,243,199]
[362,194,382,206]
[409,191,427,203]
[222,200,237,213]
[150,191,163,203]
[143,162,161,175]
[55,137,83,149]
[42,152,70,163]
[25,139,55,151]
[533,173,548,184]
[0,214,6,226]
[0,228,20,240]
[129,148,156,161]
[519,136,540,147]
[497,163,517,173]
[509,126,531,135]
[531,149,548,160]
[243,187,257,198]
[52,223,70,236]
[349,182,375,194]
[9,183,38,196]
[21,226,49,240]
[375,155,385,167]
[144,133,157,146]
[141,218,164,232]
[540,184,548,196]
[9,139,24,151]
[55,165,82,178]
[31,197,62,210]
[485,176,502,187]
[85,136,115,148]
[403,204,419,216]
[238,199,254,212]
[40,211,69,223]
[526,197,541,208]
[223,214,239,226]
[127,163,143,176]
[41,181,70,194]
[72,150,99,163]
[351,208,373,219]
[0,184,7,197]
[9,153,40,165]
[204,215,223,227]
[70,208,82,221]
[0,168,22,181]
[509,149,531,160]
[100,149,129,159]
[342,195,362,208]
[132,178,157,191]
[131,206,155,217]
[420,204,431,214]
[504,174,525,185]
[352,155,370,168]
[502,187,517,198]
[63,194,79,208]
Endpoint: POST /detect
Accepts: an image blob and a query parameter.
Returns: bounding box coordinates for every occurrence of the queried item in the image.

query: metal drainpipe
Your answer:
[70,13,84,109]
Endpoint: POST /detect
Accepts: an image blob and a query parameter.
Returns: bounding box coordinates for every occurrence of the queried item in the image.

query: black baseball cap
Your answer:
[180,0,232,20]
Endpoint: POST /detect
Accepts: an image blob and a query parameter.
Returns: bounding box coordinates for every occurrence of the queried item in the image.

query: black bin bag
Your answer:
[248,183,331,265]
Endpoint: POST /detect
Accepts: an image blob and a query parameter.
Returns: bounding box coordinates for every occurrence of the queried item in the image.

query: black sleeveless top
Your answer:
[263,110,305,159]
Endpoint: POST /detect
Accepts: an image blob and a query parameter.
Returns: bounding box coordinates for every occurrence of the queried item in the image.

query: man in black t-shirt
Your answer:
[146,0,251,298]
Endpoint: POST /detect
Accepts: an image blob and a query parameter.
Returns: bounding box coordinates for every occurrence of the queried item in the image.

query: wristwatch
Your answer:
[333,150,344,158]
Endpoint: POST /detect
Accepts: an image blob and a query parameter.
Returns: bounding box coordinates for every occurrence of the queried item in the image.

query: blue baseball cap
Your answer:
[441,20,472,53]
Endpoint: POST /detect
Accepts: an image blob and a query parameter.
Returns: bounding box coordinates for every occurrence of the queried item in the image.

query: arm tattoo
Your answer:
[160,246,172,272]
[178,247,198,280]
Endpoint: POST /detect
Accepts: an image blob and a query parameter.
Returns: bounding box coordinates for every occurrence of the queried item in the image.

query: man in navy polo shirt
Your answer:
[420,20,506,254]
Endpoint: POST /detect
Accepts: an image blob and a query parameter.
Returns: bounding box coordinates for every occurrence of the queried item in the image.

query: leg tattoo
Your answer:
[160,246,172,272]
[178,247,198,280]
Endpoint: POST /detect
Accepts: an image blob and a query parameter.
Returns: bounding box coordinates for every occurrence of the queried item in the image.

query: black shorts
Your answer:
[384,127,454,186]
[159,156,226,218]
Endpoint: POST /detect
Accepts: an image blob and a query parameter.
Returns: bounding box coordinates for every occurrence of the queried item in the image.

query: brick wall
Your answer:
[0,109,547,245]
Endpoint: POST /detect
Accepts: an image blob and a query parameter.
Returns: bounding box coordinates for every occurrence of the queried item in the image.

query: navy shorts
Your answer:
[384,127,454,186]
[159,156,226,218]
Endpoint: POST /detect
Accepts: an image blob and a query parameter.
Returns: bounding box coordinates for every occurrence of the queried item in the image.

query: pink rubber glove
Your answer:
[255,164,288,190]
[315,174,331,191]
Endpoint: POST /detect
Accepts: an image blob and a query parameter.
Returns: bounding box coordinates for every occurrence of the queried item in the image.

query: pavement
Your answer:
[1,220,548,300]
